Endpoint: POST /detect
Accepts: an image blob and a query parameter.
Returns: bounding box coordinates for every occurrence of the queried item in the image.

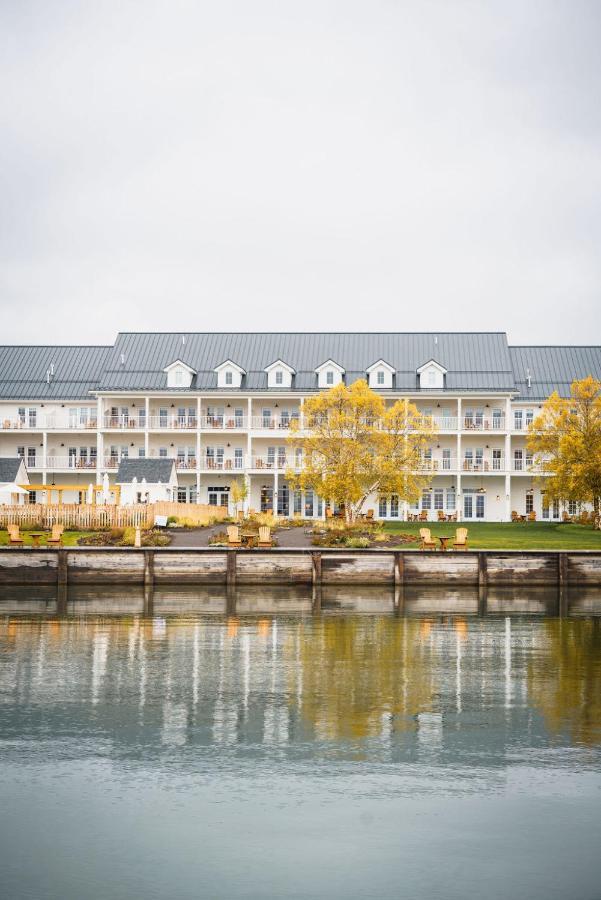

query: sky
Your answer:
[1,0,600,346]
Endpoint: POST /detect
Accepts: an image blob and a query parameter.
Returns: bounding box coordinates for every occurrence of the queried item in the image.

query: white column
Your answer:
[505,397,512,521]
[96,397,103,485]
[196,396,201,502]
[456,398,462,517]
[42,431,47,485]
[145,397,150,457]
[274,470,279,517]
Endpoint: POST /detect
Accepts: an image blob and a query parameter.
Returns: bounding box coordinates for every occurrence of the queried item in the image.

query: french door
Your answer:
[463,493,485,519]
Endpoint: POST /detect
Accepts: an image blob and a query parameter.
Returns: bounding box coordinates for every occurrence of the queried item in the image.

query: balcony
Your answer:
[461,455,505,472]
[200,455,246,472]
[103,415,146,431]
[200,415,247,430]
[461,417,506,432]
[251,415,299,431]
[249,455,296,471]
[45,456,98,470]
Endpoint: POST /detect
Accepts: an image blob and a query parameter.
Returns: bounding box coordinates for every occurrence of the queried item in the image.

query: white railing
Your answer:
[103,416,146,430]
[249,455,298,470]
[199,415,247,430]
[251,415,300,431]
[461,455,505,472]
[147,415,198,430]
[461,417,506,431]
[45,456,97,469]
[417,456,458,472]
[200,455,246,471]
[0,416,99,431]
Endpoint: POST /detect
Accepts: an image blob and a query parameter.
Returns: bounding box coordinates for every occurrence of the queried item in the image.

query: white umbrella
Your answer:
[102,472,110,504]
[87,483,94,505]
[141,477,148,503]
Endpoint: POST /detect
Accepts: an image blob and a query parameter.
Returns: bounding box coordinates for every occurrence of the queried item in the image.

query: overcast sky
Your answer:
[1,0,600,346]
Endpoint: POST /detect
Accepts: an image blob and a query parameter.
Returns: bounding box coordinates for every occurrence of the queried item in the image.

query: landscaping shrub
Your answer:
[344,536,371,548]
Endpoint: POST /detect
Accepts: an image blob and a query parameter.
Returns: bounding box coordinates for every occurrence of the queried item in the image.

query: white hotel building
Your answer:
[0,332,599,521]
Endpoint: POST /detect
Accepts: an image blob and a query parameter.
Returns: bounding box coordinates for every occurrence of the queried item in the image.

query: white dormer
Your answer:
[315,359,345,389]
[366,359,395,389]
[264,359,296,389]
[416,359,447,390]
[163,359,197,389]
[214,359,246,389]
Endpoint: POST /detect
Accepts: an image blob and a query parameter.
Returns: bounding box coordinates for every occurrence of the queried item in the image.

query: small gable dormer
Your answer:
[163,359,197,389]
[366,359,395,389]
[264,359,296,389]
[416,359,447,390]
[214,359,246,389]
[315,359,345,389]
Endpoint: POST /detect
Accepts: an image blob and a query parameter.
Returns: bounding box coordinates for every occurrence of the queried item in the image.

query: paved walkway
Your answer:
[166,525,316,548]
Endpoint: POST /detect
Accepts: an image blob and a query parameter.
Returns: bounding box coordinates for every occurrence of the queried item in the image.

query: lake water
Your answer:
[1,586,601,900]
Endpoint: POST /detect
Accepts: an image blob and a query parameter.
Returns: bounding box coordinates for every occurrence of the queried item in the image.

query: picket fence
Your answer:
[0,502,228,530]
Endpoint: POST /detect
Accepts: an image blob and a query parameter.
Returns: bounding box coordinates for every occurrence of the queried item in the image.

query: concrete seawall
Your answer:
[1,547,601,587]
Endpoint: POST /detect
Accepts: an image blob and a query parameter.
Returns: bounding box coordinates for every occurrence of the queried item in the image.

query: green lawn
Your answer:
[383,521,601,550]
[0,529,93,547]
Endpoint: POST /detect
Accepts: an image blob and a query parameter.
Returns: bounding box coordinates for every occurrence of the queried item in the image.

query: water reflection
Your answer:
[1,590,601,900]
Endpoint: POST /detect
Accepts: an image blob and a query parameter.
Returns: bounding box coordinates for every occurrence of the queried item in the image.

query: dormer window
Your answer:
[315,359,345,388]
[214,359,246,389]
[264,359,295,388]
[416,359,447,390]
[366,359,395,389]
[163,359,197,389]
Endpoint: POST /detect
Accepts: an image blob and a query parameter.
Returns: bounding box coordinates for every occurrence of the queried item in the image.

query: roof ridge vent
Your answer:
[526,367,532,389]
[121,353,125,366]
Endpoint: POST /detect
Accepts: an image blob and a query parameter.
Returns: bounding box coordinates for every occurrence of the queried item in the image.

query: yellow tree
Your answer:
[528,376,601,528]
[287,379,436,523]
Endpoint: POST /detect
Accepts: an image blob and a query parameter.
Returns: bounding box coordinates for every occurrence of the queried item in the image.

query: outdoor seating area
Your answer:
[420,526,468,551]
[5,523,64,547]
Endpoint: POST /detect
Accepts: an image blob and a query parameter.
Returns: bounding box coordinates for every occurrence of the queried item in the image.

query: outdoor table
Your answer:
[438,536,451,551]
[241,531,257,548]
[28,531,47,548]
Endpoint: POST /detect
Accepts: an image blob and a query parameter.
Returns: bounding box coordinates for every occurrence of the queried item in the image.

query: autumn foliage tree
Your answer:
[287,379,436,523]
[528,376,601,528]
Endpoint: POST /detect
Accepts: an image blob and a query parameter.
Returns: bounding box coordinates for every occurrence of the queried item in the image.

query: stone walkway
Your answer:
[166,525,316,548]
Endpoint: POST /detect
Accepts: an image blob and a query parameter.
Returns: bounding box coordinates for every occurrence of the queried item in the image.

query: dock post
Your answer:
[311,551,322,586]
[226,550,237,590]
[394,552,405,613]
[143,549,154,588]
[57,550,68,587]
[478,552,487,616]
[558,552,569,617]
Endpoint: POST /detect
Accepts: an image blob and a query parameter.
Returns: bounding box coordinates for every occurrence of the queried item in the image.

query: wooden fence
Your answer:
[0,502,229,530]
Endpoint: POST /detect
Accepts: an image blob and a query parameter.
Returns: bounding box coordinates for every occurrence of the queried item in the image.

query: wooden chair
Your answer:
[227,525,242,547]
[365,509,374,521]
[7,524,24,546]
[46,524,64,547]
[419,528,436,550]
[258,526,272,548]
[419,510,428,522]
[447,512,457,522]
[437,510,447,522]
[527,511,536,522]
[562,511,572,523]
[511,510,519,522]
[453,527,468,550]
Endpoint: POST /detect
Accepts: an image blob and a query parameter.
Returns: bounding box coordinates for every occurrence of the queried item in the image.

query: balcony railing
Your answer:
[200,416,247,430]
[147,416,198,430]
[45,456,98,469]
[200,455,245,471]
[251,415,300,431]
[461,417,505,431]
[103,416,146,430]
[461,455,505,472]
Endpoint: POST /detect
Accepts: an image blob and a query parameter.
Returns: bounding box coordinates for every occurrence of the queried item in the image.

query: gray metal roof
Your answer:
[116,458,177,484]
[0,345,111,400]
[510,346,601,401]
[0,334,599,399]
[0,458,28,483]
[97,332,517,392]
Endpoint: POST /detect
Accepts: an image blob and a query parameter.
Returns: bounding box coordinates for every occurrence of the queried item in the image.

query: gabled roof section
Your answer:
[163,359,197,374]
[264,359,296,374]
[116,458,176,484]
[416,359,448,374]
[214,359,247,374]
[0,345,111,399]
[315,358,345,374]
[0,458,28,483]
[366,359,395,374]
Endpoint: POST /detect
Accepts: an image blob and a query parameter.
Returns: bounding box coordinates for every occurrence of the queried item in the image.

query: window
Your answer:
[225,371,233,385]
[28,490,36,504]
[177,488,187,503]
[442,448,451,470]
[159,407,168,427]
[234,448,243,469]
[553,500,559,519]
[304,491,314,518]
[568,500,577,516]
[27,447,36,467]
[326,370,334,385]
[294,490,302,515]
[525,409,534,428]
[17,446,24,459]
[514,410,523,430]
[542,501,549,519]
[377,370,384,385]
[175,370,183,387]
[446,488,456,511]
[379,497,387,518]
[526,493,534,514]
[427,370,436,386]
[138,447,145,457]
[421,491,432,510]
[434,489,444,510]
[159,447,168,458]
[390,495,399,517]
[275,370,283,385]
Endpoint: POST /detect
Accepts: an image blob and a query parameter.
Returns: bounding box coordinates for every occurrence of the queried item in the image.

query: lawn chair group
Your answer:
[227,525,273,548]
[420,527,468,551]
[6,523,64,547]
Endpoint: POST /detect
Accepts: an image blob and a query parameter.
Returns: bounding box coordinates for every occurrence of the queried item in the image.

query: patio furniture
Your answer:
[438,535,451,551]
[527,511,536,522]
[7,524,24,546]
[46,524,64,547]
[28,531,46,548]
[419,510,428,521]
[453,527,468,550]
[227,526,242,547]
[419,528,436,550]
[258,526,272,548]
[365,509,374,521]
[437,510,447,522]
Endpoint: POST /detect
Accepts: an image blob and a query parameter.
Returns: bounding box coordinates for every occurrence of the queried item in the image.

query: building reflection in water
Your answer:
[0,584,600,762]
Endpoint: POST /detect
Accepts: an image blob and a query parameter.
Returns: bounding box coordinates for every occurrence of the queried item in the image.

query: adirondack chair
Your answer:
[419,528,436,550]
[419,510,429,522]
[437,510,447,522]
[365,509,374,521]
[258,526,272,548]
[46,524,64,547]
[453,527,468,550]
[227,526,242,547]
[7,524,24,546]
